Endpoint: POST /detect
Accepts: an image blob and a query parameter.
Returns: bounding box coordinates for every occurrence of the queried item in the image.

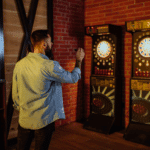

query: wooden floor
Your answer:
[7,122,150,150]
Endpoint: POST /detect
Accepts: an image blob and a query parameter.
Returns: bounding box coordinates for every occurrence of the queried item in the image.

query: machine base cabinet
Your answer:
[124,122,150,146]
[84,114,115,134]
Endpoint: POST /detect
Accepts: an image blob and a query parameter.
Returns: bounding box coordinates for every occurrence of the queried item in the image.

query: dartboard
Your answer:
[138,37,150,57]
[97,41,111,58]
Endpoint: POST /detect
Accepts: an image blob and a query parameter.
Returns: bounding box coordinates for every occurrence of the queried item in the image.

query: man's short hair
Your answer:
[31,30,49,46]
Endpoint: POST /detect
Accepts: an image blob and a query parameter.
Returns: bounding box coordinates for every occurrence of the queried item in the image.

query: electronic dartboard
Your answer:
[84,24,123,134]
[124,19,150,146]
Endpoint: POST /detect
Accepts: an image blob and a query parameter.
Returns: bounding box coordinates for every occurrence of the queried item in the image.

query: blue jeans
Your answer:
[17,122,55,150]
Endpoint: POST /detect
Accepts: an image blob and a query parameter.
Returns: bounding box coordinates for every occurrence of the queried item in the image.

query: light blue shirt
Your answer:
[12,52,81,129]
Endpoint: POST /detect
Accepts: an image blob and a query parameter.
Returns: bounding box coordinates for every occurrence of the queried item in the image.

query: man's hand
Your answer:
[76,48,85,62]
[75,48,85,70]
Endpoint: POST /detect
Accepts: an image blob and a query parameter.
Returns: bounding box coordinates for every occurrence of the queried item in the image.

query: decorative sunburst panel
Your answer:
[131,79,150,124]
[131,90,150,124]
[91,85,115,117]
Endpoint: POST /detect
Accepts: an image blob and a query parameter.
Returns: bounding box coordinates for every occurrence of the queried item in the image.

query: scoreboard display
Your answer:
[126,19,150,32]
[84,24,123,134]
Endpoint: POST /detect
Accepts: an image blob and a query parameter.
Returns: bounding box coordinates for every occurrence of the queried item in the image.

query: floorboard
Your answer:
[7,122,150,150]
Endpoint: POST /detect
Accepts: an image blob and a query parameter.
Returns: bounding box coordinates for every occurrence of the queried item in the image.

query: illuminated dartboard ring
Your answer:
[138,37,150,59]
[92,94,113,115]
[96,40,112,59]
[93,36,116,61]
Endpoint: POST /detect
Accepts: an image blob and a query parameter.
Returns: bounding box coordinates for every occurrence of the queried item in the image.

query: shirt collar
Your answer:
[28,52,49,60]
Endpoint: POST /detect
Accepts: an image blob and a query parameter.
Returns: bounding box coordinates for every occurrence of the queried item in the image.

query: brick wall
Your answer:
[53,0,84,127]
[84,0,150,128]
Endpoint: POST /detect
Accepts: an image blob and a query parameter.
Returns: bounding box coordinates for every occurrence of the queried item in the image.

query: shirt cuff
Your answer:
[74,67,81,74]
[73,67,81,79]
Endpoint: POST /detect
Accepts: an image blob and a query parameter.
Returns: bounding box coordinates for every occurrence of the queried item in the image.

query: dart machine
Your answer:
[124,19,150,146]
[83,24,123,134]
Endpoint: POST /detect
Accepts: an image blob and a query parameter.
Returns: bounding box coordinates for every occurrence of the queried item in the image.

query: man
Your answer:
[12,30,85,150]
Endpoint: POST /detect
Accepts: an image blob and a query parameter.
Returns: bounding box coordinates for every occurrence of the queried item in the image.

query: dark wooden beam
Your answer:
[7,0,54,142]
[28,0,39,34]
[47,0,53,42]
[15,0,39,60]
[0,0,7,149]
[0,0,5,79]
[7,0,39,138]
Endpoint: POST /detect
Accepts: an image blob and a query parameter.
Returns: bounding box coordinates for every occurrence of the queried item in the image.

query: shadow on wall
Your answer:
[68,2,84,48]
[68,2,85,122]
[81,83,91,121]
[121,25,126,129]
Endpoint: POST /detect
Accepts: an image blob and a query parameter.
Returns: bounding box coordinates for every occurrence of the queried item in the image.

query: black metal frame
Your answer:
[0,0,5,79]
[16,0,39,59]
[47,0,53,42]
[0,1,6,150]
[7,0,53,142]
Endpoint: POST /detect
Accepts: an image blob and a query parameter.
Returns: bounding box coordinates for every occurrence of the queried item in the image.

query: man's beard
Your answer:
[45,46,54,60]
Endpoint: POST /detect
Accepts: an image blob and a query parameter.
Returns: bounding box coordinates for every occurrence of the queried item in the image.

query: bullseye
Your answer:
[132,104,147,116]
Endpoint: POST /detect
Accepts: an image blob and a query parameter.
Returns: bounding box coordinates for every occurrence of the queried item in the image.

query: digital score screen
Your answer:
[126,19,150,32]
